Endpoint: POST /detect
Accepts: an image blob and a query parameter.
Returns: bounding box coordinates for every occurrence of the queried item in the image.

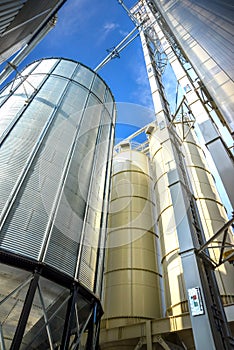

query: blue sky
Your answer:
[0,0,178,137]
[10,0,154,108]
[0,0,232,213]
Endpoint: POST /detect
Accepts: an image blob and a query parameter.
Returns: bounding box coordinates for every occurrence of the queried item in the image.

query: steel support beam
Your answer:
[37,282,54,350]
[60,284,78,349]
[86,303,99,350]
[146,320,153,350]
[10,270,40,350]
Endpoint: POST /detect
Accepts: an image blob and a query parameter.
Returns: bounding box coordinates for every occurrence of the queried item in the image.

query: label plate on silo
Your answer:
[188,287,204,316]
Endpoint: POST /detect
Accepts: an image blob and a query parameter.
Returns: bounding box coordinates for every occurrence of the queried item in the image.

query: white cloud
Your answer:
[96,22,120,45]
[119,29,129,36]
[131,58,154,109]
[55,0,96,37]
[103,22,119,32]
[116,102,155,127]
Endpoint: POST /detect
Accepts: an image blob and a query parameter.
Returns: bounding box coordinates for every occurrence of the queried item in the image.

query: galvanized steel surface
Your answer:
[153,0,234,132]
[0,58,115,296]
[0,0,67,64]
[180,125,234,302]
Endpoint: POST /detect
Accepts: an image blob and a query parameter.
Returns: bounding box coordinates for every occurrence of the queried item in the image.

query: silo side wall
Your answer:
[149,129,187,316]
[150,124,234,316]
[153,0,234,132]
[181,126,234,304]
[103,149,162,329]
[0,58,115,297]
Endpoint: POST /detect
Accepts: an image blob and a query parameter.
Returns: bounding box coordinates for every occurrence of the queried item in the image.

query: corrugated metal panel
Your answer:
[0,64,69,259]
[0,58,115,297]
[0,1,67,64]
[0,204,45,258]
[0,1,27,34]
[154,0,234,131]
[79,261,95,291]
[92,75,106,101]
[43,226,78,277]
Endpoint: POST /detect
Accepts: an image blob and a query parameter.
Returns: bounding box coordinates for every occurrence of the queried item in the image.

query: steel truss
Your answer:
[0,266,102,350]
[197,215,234,268]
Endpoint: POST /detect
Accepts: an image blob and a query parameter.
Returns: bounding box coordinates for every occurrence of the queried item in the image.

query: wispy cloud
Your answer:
[97,21,132,47]
[52,0,96,39]
[97,22,120,45]
[103,22,119,33]
[119,29,129,36]
[131,56,154,110]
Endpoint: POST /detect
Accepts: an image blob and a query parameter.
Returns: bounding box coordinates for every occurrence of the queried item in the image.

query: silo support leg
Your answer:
[61,285,78,349]
[10,270,40,350]
[155,336,172,350]
[86,303,99,350]
[0,323,6,350]
[146,320,153,350]
[86,319,94,349]
[94,320,101,350]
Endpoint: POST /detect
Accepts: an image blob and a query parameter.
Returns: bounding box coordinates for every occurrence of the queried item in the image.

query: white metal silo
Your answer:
[0,58,116,349]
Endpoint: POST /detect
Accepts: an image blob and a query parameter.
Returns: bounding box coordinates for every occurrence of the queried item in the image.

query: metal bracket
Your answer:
[197,215,234,268]
[155,335,172,350]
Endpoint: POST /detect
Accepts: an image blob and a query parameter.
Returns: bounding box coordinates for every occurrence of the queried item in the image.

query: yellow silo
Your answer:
[149,127,187,316]
[149,123,234,317]
[103,146,162,331]
[181,125,234,306]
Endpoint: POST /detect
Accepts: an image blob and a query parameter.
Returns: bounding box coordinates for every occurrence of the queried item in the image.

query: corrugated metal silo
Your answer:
[0,0,67,64]
[152,0,234,133]
[0,57,116,348]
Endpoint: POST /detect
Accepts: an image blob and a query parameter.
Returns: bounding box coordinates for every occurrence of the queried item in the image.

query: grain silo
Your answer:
[101,144,163,349]
[149,122,234,319]
[0,58,116,349]
[100,122,234,350]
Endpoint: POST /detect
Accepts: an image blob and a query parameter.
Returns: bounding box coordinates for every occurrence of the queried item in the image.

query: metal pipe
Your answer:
[94,26,139,72]
[0,324,6,350]
[117,0,141,27]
